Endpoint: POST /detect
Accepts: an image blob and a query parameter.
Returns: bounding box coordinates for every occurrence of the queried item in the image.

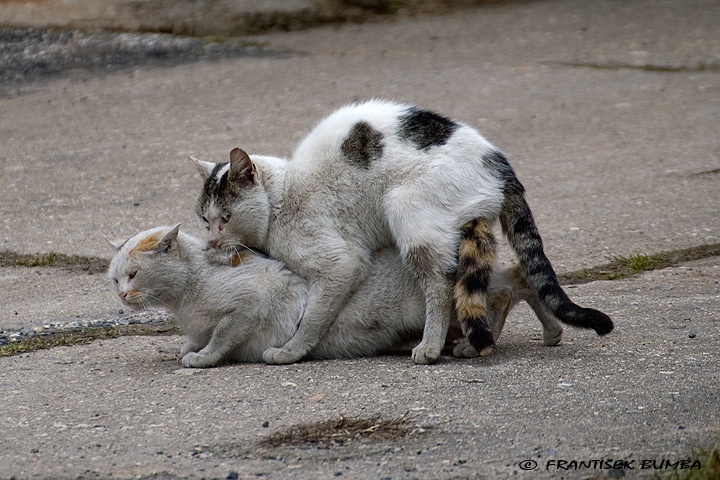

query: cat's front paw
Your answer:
[452,340,494,358]
[263,347,302,365]
[180,342,200,357]
[182,352,215,368]
[411,341,441,365]
[204,248,233,266]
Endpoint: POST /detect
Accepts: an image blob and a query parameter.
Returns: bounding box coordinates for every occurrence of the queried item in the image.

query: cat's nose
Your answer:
[208,239,218,248]
[118,291,127,301]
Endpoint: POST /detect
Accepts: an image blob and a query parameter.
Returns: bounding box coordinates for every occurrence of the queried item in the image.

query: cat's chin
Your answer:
[122,301,145,312]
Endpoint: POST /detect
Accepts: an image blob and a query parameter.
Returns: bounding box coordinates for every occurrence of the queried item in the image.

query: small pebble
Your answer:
[262,421,269,428]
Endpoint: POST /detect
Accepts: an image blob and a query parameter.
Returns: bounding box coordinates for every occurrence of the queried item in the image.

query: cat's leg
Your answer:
[182,316,247,368]
[502,263,563,346]
[389,241,454,364]
[525,295,563,346]
[263,247,367,365]
[487,288,514,342]
[385,202,459,364]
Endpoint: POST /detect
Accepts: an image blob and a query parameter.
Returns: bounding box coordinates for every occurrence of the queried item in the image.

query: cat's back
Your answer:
[201,251,308,309]
[292,100,406,166]
[292,99,496,173]
[284,100,504,226]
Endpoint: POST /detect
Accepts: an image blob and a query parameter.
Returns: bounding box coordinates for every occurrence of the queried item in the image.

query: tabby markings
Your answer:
[398,107,459,150]
[454,218,497,351]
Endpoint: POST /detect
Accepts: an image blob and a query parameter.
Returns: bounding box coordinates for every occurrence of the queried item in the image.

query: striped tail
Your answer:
[454,217,498,356]
[495,153,614,335]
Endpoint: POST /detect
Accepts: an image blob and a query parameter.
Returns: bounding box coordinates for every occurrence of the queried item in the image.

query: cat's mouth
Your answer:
[121,292,147,311]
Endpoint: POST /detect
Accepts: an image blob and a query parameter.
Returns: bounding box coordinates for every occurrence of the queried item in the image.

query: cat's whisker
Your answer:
[143,294,171,310]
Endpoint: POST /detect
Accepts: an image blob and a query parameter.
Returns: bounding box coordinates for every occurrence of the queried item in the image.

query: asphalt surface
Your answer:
[0,0,719,478]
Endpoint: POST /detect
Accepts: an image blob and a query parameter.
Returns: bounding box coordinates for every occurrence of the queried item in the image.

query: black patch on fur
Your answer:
[341,122,384,169]
[482,149,516,182]
[466,317,495,351]
[398,108,459,150]
[462,269,492,295]
[460,219,478,240]
[201,162,229,200]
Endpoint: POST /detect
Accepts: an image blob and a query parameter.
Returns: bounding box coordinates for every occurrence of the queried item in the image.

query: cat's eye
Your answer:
[201,216,209,224]
[220,215,230,225]
[128,271,137,280]
[113,278,119,284]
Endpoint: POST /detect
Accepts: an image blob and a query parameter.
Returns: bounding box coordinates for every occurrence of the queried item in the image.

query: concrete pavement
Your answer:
[0,0,718,478]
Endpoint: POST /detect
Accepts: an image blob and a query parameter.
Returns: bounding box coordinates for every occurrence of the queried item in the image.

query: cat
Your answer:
[107,224,555,368]
[191,99,612,365]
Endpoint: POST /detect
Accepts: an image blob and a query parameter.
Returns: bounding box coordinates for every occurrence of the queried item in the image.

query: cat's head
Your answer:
[107,224,189,311]
[190,147,270,252]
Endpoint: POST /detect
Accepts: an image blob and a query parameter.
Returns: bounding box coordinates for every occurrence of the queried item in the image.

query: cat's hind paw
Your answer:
[182,352,215,368]
[452,340,494,358]
[263,347,303,365]
[411,341,441,365]
[543,327,563,346]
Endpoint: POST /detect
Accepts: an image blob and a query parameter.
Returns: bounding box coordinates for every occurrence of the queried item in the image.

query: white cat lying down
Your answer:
[108,225,562,368]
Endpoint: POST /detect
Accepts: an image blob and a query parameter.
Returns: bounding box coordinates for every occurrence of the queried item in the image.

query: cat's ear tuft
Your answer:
[155,224,181,254]
[106,237,127,251]
[189,155,216,180]
[228,147,257,186]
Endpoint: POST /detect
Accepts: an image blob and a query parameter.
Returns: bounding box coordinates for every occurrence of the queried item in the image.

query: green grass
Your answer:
[604,253,660,279]
[655,437,720,480]
[558,243,720,285]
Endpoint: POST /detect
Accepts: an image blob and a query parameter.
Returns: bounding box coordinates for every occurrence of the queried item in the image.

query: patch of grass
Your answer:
[258,413,423,448]
[558,243,720,285]
[654,437,720,480]
[612,253,659,273]
[0,250,109,274]
[0,324,179,357]
[603,253,660,280]
[15,252,59,267]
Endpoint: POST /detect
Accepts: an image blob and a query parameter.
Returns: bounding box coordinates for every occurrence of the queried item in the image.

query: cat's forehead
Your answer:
[200,162,230,201]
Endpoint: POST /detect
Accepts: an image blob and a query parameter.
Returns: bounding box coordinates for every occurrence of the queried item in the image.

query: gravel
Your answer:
[0,27,293,94]
[0,310,172,347]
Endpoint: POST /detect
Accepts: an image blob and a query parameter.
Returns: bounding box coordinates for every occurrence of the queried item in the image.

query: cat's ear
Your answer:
[154,224,181,254]
[105,237,127,251]
[228,147,258,186]
[189,155,216,180]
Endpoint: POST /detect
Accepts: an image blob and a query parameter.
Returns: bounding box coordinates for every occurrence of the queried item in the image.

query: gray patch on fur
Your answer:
[341,122,384,169]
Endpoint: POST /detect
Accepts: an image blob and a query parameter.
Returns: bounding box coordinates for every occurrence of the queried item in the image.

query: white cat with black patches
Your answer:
[107,224,554,367]
[192,100,613,365]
